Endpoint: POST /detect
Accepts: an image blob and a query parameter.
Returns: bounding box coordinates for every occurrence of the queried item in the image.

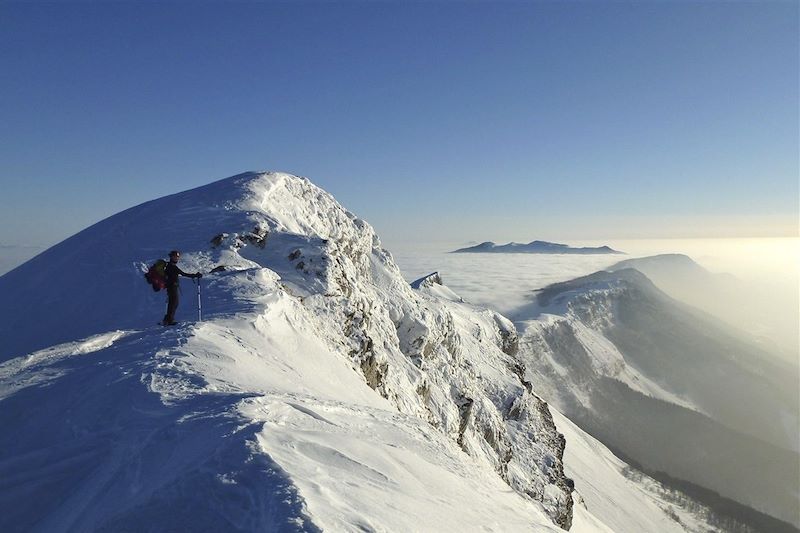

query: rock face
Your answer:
[235,175,575,527]
[0,172,573,530]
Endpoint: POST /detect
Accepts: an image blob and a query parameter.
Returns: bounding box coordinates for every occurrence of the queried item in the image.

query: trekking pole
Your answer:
[196,277,202,322]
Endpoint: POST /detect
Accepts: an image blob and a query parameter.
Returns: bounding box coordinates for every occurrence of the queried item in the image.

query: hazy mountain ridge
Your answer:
[515,266,800,527]
[608,254,799,363]
[452,240,623,255]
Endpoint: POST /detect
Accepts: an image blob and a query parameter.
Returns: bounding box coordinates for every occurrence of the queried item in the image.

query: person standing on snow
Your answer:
[162,250,202,325]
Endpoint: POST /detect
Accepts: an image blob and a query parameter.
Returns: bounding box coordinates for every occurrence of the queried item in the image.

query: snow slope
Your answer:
[0,171,749,532]
[516,268,800,527]
[1,172,574,531]
[0,283,559,531]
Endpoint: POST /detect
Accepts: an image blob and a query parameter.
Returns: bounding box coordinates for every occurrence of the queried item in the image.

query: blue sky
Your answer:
[1,1,797,249]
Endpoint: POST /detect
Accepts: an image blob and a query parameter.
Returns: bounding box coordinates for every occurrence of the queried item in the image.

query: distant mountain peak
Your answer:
[534,268,660,309]
[609,253,704,272]
[452,240,622,255]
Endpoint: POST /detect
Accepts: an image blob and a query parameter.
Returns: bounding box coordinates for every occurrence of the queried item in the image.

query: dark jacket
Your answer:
[165,262,197,289]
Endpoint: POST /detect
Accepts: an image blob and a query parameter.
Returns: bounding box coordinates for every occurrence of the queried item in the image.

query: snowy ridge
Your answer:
[0,172,575,531]
[516,267,800,527]
[511,269,699,410]
[235,173,576,525]
[2,171,766,532]
[521,316,698,411]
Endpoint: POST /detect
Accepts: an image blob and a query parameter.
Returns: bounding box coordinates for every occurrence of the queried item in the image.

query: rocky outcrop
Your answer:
[221,173,575,528]
[410,271,443,289]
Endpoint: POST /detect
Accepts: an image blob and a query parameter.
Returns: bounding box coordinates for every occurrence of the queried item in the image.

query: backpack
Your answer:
[144,259,167,291]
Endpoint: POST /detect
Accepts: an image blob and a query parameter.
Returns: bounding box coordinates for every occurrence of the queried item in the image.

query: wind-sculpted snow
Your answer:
[0,172,575,531]
[0,322,318,532]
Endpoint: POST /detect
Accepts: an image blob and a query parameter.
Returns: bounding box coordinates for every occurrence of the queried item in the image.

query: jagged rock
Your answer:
[222,174,576,527]
[243,226,268,248]
[410,271,443,289]
[495,314,519,356]
[210,233,227,247]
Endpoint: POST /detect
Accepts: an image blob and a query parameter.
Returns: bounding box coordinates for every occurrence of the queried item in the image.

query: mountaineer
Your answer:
[161,250,202,325]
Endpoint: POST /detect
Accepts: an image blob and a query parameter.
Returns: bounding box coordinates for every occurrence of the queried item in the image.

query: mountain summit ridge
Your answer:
[3,170,769,532]
[0,171,578,531]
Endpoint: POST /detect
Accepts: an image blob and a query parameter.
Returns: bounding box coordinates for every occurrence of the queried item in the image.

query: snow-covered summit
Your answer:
[0,171,390,360]
[0,171,578,530]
